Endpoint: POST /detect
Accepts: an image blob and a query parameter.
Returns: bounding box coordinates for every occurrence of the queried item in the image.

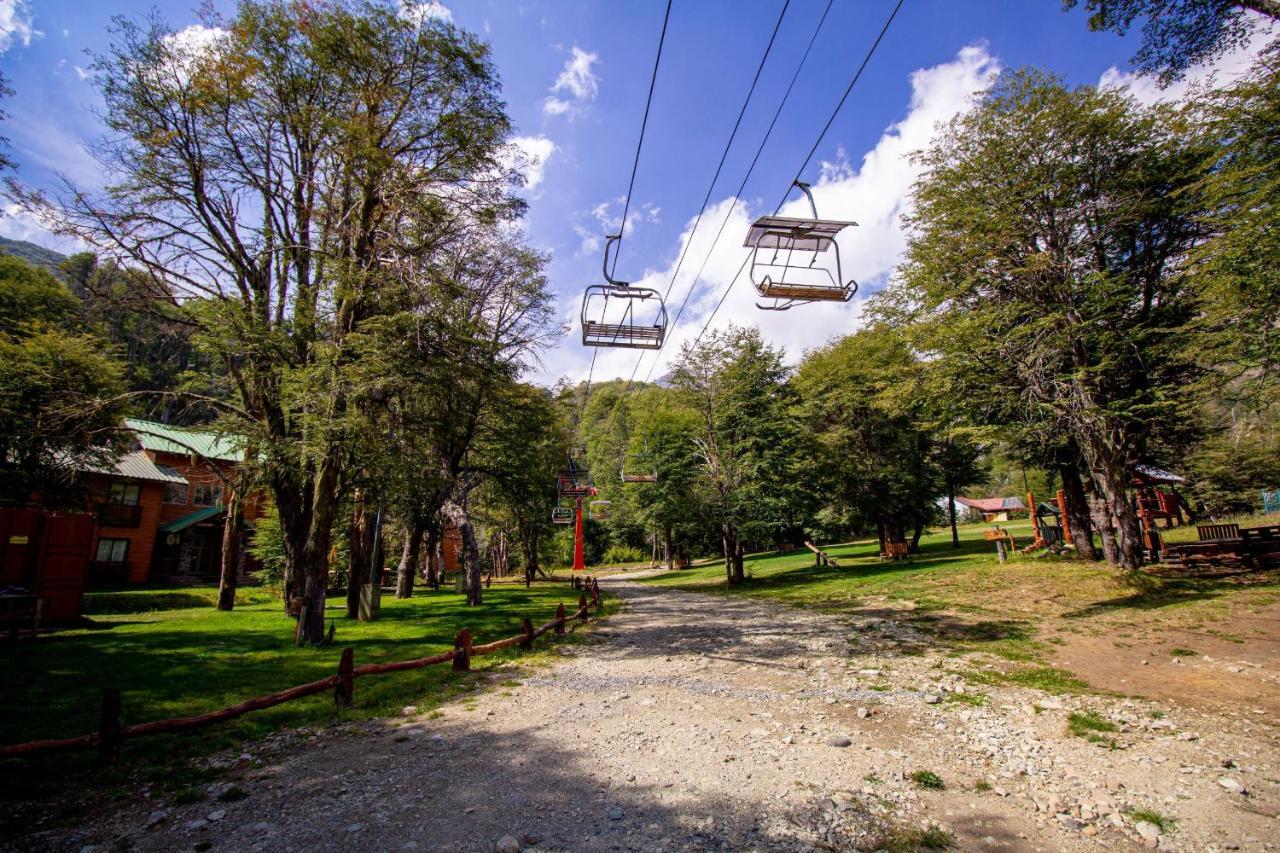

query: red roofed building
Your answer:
[954,495,1027,522]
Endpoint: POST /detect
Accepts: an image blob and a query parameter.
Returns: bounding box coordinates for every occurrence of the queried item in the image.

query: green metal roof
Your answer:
[159,505,224,534]
[125,419,242,463]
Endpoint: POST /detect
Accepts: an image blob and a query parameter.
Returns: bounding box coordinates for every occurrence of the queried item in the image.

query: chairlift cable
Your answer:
[601,0,819,412]
[653,0,791,306]
[611,0,674,278]
[578,0,671,413]
[599,0,837,436]
[687,0,905,351]
[641,0,837,384]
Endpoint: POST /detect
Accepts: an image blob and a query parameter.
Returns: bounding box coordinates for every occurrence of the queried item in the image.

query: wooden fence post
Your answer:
[452,629,472,671]
[578,594,588,617]
[519,617,534,650]
[554,603,566,635]
[98,688,121,766]
[591,579,601,607]
[335,647,354,709]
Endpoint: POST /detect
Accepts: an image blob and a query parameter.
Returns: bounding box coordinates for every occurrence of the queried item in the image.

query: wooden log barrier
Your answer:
[0,592,606,760]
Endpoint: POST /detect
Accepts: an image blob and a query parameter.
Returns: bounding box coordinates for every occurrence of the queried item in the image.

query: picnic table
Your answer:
[0,593,41,640]
[1163,524,1280,570]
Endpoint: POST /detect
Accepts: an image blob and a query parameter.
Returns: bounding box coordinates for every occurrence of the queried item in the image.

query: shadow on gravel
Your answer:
[23,714,944,853]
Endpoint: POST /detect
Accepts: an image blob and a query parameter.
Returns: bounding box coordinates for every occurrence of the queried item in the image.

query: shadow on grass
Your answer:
[1063,568,1280,620]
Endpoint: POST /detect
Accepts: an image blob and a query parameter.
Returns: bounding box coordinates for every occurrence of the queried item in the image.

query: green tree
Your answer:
[1061,0,1278,84]
[0,256,128,506]
[894,70,1210,571]
[672,325,813,584]
[793,326,952,553]
[17,1,526,640]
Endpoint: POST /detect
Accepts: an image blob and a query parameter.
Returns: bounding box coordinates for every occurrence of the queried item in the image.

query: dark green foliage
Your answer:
[910,770,945,789]
[1062,0,1276,84]
[0,255,129,506]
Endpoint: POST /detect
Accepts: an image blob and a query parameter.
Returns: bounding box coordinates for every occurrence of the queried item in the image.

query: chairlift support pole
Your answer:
[573,496,586,572]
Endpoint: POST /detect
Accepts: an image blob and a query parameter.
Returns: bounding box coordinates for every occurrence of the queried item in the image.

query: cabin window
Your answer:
[107,483,141,506]
[163,481,190,505]
[95,538,129,562]
[192,482,222,507]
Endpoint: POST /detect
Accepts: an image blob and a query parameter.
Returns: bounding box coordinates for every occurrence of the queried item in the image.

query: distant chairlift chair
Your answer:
[620,443,658,484]
[744,181,858,311]
[551,506,574,525]
[589,500,612,521]
[581,234,668,349]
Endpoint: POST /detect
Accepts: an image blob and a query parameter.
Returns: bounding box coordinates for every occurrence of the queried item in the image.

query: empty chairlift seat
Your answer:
[744,181,858,311]
[580,234,668,350]
[551,506,574,525]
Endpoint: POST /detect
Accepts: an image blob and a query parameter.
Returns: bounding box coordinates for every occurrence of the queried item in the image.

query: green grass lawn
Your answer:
[1,579,607,805]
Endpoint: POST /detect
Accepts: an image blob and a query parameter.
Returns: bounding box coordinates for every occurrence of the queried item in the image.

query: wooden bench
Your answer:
[0,596,41,640]
[1197,523,1241,542]
[881,541,910,561]
[1241,525,1280,568]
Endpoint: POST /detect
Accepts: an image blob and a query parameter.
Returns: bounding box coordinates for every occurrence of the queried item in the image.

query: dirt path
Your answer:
[29,581,1279,852]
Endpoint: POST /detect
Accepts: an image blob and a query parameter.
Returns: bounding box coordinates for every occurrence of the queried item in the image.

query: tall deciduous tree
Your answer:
[793,327,952,553]
[672,326,812,584]
[895,70,1210,571]
[15,1,523,640]
[1061,0,1278,84]
[0,256,128,506]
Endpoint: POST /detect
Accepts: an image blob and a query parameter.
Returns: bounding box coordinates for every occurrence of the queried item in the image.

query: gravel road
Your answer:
[30,580,1279,852]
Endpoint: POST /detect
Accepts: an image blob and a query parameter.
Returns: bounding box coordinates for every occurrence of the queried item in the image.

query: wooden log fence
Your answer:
[0,584,607,763]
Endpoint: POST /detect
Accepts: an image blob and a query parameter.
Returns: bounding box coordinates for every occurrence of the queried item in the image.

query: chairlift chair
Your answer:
[581,235,668,350]
[744,181,858,311]
[589,500,612,521]
[551,506,574,525]
[620,442,658,483]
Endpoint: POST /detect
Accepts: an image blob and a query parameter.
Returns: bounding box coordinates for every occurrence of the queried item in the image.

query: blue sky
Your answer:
[0,0,1268,385]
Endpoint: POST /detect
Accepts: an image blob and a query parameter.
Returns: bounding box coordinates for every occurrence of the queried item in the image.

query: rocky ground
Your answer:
[19,580,1280,852]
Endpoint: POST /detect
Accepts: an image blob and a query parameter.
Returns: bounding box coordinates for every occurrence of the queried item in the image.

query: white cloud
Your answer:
[543,97,572,116]
[399,1,452,27]
[0,203,90,255]
[539,44,1002,385]
[74,65,90,80]
[543,46,599,118]
[503,135,556,190]
[0,0,39,53]
[156,24,230,87]
[1098,20,1277,105]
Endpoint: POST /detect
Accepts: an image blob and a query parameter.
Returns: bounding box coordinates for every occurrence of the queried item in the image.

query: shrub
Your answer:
[602,544,646,565]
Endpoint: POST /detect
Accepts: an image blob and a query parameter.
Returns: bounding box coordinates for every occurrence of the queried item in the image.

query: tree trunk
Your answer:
[722,521,738,585]
[1058,462,1097,558]
[521,527,540,588]
[395,519,425,599]
[1077,435,1143,571]
[422,521,438,588]
[733,541,745,582]
[910,516,925,553]
[1088,492,1120,566]
[664,525,673,571]
[441,500,482,605]
[947,481,959,548]
[347,497,377,619]
[216,488,244,611]
[293,454,341,644]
